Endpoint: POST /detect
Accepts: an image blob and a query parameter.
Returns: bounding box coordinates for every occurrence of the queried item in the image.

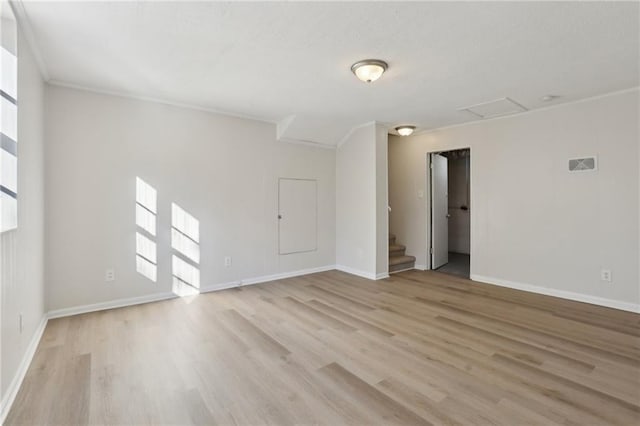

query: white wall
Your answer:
[1,26,46,401]
[44,86,335,311]
[336,122,388,279]
[336,123,377,277]
[375,124,389,277]
[389,90,639,309]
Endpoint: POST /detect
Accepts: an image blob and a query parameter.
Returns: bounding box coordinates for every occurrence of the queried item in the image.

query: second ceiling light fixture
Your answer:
[351,59,416,137]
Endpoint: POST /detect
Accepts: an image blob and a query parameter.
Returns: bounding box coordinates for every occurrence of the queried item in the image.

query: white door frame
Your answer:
[424,147,473,271]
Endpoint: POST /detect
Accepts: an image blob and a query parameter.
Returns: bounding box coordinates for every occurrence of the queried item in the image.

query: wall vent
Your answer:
[568,156,597,172]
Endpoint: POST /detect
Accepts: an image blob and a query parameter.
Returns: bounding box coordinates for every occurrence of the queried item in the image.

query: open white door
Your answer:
[431,154,449,269]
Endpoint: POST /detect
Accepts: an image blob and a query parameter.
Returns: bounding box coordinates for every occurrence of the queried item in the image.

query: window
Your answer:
[1,9,18,233]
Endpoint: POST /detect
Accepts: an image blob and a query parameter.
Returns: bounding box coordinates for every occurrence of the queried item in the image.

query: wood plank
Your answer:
[5,270,640,425]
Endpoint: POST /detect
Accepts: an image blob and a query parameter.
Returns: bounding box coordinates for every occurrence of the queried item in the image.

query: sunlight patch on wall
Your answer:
[136,203,156,236]
[136,232,156,263]
[136,177,157,213]
[135,177,157,281]
[136,232,157,282]
[136,252,157,282]
[171,227,199,264]
[172,203,199,242]
[171,203,200,296]
[172,254,200,288]
[172,277,200,297]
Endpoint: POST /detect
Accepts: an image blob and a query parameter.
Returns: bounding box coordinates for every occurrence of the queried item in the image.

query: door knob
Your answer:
[446,214,451,218]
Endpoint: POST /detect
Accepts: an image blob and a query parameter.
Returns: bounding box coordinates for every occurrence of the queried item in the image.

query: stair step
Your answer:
[389,244,406,256]
[388,233,413,272]
[390,263,414,273]
[389,255,416,266]
[389,258,416,273]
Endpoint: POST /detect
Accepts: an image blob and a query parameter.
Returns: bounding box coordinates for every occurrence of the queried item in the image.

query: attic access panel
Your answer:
[278,178,317,255]
[459,97,528,119]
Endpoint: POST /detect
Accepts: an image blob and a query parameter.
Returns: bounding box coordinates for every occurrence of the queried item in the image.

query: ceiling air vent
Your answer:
[459,97,528,119]
[568,156,597,172]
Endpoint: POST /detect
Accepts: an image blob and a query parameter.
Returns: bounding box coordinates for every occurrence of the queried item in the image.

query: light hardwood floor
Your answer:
[6,270,640,425]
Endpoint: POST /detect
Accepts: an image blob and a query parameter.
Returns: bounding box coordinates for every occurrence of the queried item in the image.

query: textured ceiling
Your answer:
[18,1,640,146]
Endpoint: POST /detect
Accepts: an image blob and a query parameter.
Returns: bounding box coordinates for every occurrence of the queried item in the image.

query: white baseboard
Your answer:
[471,274,640,313]
[334,265,389,281]
[199,280,242,293]
[335,265,377,280]
[240,264,336,286]
[0,314,48,424]
[389,267,415,274]
[414,264,428,271]
[199,265,337,293]
[47,292,176,319]
[48,266,337,318]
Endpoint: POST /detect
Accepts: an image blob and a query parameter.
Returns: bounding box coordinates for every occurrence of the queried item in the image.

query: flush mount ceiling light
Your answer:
[351,59,388,83]
[541,94,561,102]
[395,125,416,136]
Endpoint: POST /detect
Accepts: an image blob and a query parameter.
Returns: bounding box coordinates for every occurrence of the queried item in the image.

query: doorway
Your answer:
[429,149,470,278]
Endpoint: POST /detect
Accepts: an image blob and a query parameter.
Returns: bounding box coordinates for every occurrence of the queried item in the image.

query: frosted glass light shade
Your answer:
[351,59,388,83]
[395,125,416,136]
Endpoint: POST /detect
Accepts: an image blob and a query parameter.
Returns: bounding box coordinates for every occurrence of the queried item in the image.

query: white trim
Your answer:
[412,87,640,137]
[389,267,415,274]
[0,314,48,424]
[276,115,296,139]
[335,264,377,280]
[278,137,336,150]
[200,265,337,293]
[376,272,390,280]
[414,264,428,271]
[47,266,337,318]
[471,274,640,313]
[47,80,276,125]
[47,292,176,319]
[389,266,416,275]
[9,0,50,81]
[241,265,336,286]
[199,280,243,293]
[337,121,377,148]
[425,146,474,273]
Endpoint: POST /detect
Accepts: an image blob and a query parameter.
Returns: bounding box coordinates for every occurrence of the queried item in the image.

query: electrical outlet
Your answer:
[105,268,115,282]
[19,313,23,333]
[600,269,612,283]
[224,256,232,267]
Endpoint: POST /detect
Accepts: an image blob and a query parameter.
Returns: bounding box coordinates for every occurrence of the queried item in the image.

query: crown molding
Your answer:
[337,120,378,148]
[278,137,336,150]
[411,86,640,137]
[9,0,50,81]
[47,79,277,125]
[276,114,296,140]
